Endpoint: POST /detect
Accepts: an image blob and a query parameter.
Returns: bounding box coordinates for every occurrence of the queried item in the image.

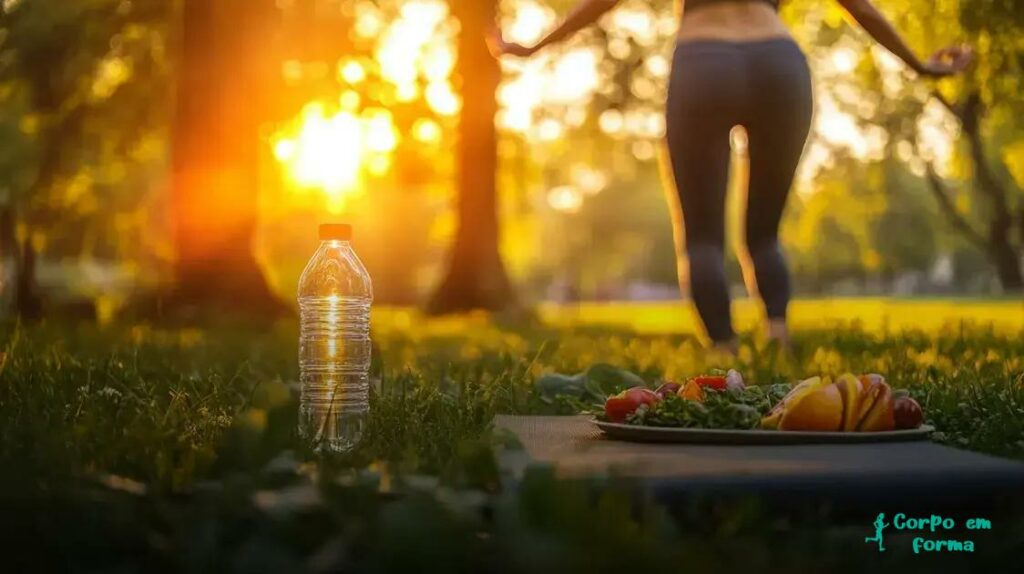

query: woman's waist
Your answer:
[677,1,790,44]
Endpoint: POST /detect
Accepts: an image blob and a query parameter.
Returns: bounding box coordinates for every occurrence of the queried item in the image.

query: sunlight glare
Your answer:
[412,118,443,145]
[830,47,858,74]
[549,49,600,104]
[339,90,361,111]
[339,60,367,84]
[354,5,384,39]
[396,83,420,102]
[537,118,564,142]
[274,139,297,161]
[599,109,624,136]
[548,186,584,213]
[364,109,399,153]
[422,46,455,82]
[506,2,556,45]
[573,165,608,195]
[274,103,371,208]
[611,7,658,46]
[274,0,457,208]
[426,81,461,116]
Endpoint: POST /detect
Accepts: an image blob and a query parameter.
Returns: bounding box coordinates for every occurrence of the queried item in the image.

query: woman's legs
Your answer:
[666,39,812,346]
[665,42,745,345]
[742,41,814,344]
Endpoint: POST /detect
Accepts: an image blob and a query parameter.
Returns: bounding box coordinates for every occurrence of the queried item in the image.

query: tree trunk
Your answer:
[0,206,39,320]
[990,237,1023,293]
[960,97,1023,294]
[170,0,286,314]
[427,1,514,314]
[929,92,1023,294]
[14,240,43,321]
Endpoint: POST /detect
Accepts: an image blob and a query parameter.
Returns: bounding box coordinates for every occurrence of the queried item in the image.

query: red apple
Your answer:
[893,396,924,429]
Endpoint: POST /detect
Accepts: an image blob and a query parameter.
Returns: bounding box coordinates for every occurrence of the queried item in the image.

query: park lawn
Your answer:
[1,300,1023,570]
[537,298,1024,334]
[1,298,1022,490]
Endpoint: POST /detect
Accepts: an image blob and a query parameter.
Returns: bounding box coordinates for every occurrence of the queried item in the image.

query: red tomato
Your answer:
[604,396,635,423]
[604,387,659,422]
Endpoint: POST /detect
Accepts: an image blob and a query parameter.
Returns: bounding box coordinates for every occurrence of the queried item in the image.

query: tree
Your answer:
[874,158,939,279]
[939,0,1024,291]
[784,155,886,290]
[169,0,288,314]
[924,91,1022,291]
[0,0,170,320]
[798,0,1024,292]
[428,0,515,313]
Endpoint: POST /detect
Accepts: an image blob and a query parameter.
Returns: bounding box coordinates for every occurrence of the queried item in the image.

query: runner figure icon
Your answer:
[865,513,890,552]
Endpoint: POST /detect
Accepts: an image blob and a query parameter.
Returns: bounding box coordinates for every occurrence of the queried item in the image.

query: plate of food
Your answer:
[594,371,933,445]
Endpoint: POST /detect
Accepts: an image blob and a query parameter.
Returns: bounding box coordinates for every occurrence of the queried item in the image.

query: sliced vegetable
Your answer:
[678,380,704,401]
[654,381,682,399]
[604,386,660,423]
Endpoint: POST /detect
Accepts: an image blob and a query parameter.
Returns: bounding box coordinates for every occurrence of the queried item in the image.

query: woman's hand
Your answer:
[918,44,974,78]
[487,30,538,58]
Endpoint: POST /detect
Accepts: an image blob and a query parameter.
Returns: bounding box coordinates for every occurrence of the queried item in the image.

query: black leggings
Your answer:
[665,39,813,343]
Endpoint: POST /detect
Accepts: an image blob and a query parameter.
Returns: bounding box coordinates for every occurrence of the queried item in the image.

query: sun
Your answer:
[273,103,367,212]
[271,0,456,212]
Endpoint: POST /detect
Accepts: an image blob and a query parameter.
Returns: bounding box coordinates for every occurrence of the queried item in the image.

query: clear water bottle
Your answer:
[297,223,373,452]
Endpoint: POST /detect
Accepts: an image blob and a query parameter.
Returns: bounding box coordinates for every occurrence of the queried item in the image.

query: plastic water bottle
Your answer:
[297,223,373,452]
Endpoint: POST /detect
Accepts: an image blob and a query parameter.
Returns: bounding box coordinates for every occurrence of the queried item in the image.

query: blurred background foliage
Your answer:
[0,0,1021,321]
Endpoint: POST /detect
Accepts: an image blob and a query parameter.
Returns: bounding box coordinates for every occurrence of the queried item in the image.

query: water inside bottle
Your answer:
[298,294,371,452]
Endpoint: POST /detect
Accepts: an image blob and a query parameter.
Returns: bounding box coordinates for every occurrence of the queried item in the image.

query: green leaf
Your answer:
[582,363,645,400]
[534,373,587,400]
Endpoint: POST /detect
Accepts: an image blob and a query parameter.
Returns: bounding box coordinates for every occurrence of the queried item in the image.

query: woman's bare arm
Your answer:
[492,0,621,57]
[837,0,971,77]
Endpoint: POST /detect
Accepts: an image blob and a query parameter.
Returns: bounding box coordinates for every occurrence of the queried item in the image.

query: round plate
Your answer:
[593,420,935,445]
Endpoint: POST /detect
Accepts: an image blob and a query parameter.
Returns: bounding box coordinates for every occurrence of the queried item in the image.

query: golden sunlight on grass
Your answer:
[535,299,1024,335]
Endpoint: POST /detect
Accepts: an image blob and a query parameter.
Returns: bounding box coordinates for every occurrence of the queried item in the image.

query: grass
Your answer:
[2,303,1023,486]
[1,301,1023,571]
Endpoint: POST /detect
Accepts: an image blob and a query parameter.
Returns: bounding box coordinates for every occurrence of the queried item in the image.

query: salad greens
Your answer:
[622,385,792,430]
[536,364,797,430]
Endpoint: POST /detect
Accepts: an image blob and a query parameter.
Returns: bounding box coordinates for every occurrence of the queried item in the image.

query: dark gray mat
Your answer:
[495,415,1024,510]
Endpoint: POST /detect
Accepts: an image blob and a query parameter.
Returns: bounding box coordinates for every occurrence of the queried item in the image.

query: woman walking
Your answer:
[492,0,971,350]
